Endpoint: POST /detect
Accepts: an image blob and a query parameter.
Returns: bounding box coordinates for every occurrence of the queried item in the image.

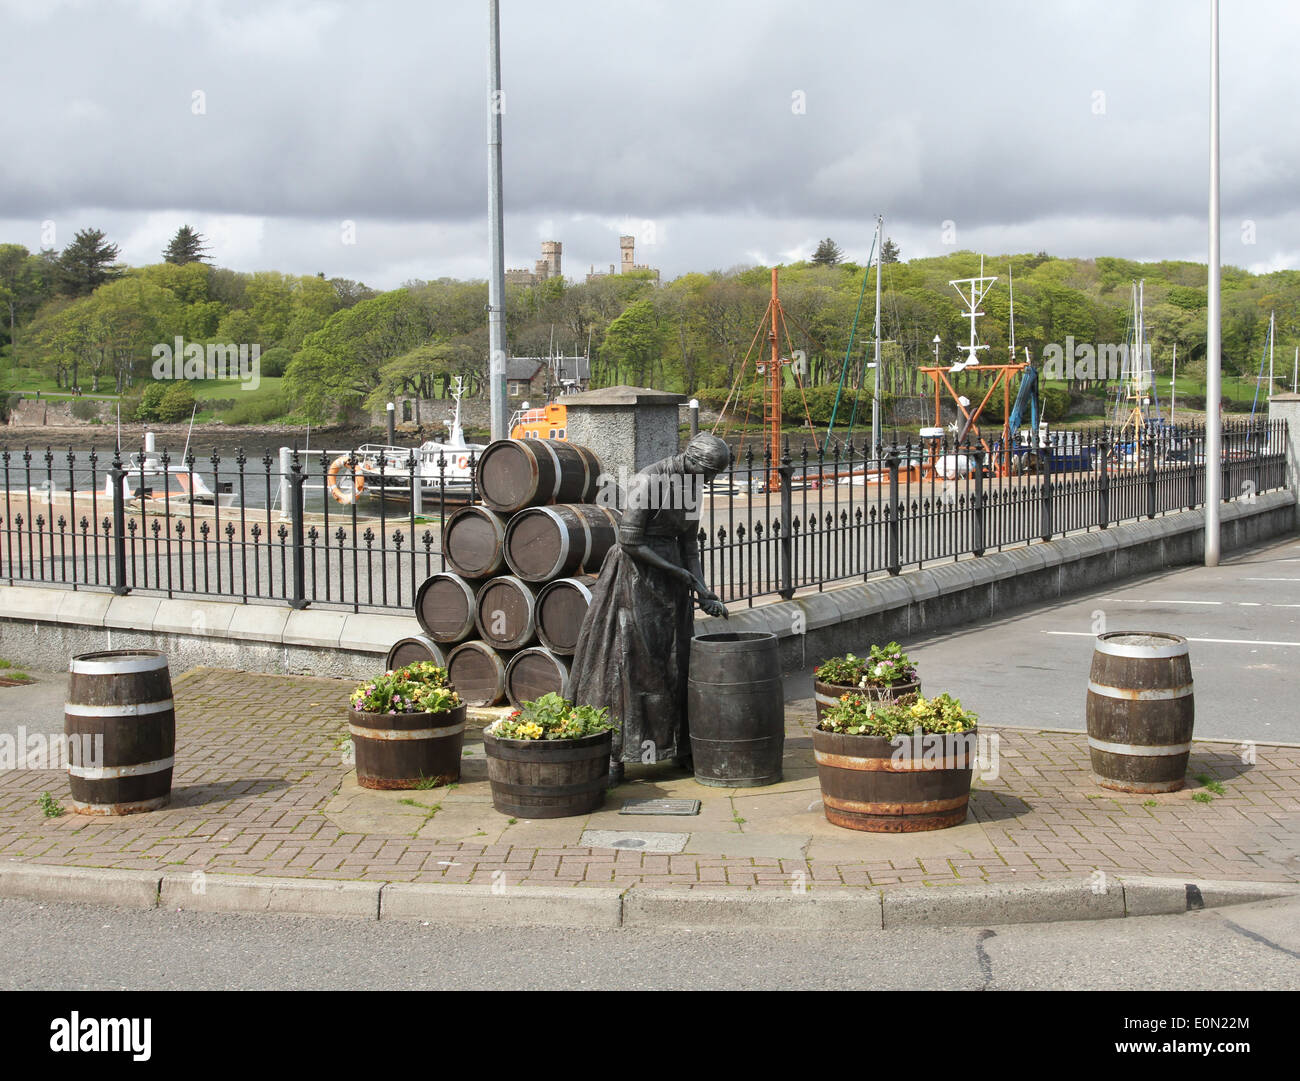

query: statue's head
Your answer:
[683,433,731,481]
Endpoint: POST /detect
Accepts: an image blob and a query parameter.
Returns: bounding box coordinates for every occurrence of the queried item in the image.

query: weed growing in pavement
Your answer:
[412,775,444,790]
[1143,799,1158,807]
[37,791,64,817]
[1192,791,1214,804]
[1193,773,1226,796]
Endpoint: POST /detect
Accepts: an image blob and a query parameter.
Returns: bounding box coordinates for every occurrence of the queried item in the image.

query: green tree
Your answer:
[600,298,662,385]
[58,228,124,297]
[162,225,210,265]
[880,237,901,264]
[156,382,197,422]
[811,238,843,267]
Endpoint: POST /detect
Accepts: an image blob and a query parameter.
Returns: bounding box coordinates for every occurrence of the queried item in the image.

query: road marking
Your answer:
[1101,597,1300,609]
[1047,631,1300,648]
[1099,598,1222,605]
[1243,577,1300,582]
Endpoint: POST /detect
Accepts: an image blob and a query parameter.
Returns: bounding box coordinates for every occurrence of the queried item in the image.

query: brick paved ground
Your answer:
[2,667,1296,891]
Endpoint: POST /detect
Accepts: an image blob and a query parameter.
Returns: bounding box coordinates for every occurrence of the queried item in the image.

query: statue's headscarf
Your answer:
[682,433,731,475]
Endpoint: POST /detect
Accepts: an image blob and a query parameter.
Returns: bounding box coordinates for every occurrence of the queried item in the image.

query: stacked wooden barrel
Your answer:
[386,438,617,708]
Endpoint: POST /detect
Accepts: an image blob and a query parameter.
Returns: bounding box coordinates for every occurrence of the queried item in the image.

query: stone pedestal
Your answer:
[562,385,686,502]
[1268,393,1300,505]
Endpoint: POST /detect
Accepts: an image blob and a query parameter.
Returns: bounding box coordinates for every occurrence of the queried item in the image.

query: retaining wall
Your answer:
[0,490,1293,680]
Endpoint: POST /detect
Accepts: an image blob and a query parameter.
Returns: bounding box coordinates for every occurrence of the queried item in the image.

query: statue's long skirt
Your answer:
[568,538,693,764]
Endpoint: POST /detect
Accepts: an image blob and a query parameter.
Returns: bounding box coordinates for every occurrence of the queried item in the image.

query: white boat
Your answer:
[107,431,235,508]
[328,377,486,505]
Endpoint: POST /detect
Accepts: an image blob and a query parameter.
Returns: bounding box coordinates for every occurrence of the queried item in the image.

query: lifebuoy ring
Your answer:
[456,454,469,471]
[328,455,366,504]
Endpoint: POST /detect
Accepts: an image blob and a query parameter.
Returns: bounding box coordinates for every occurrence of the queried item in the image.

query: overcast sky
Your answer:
[2,0,1297,289]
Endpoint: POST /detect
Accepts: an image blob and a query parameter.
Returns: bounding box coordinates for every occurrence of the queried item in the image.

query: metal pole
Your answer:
[689,398,699,438]
[487,0,508,440]
[871,216,883,455]
[288,448,307,610]
[1204,0,1222,565]
[109,450,128,595]
[1171,343,1177,427]
[386,401,396,445]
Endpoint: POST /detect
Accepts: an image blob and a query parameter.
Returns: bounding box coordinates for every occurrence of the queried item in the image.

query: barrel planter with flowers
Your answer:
[347,662,466,790]
[813,643,920,723]
[482,693,616,819]
[813,690,977,833]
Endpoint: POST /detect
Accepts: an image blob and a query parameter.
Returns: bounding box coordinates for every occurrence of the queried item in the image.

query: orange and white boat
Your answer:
[509,401,569,441]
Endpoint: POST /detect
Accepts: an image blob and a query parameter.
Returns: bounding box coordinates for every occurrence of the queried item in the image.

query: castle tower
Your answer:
[540,240,562,279]
[620,235,635,274]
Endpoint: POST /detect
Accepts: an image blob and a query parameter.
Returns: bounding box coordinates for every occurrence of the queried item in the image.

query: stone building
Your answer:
[586,235,659,283]
[506,240,562,287]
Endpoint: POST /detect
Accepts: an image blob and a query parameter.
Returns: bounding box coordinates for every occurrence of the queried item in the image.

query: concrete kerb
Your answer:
[3,863,1297,928]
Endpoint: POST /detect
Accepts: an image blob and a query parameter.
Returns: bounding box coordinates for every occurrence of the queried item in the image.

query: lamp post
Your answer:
[1204,0,1222,566]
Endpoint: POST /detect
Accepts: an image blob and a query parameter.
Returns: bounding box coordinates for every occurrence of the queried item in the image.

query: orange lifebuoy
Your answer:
[456,454,469,471]
[328,455,366,504]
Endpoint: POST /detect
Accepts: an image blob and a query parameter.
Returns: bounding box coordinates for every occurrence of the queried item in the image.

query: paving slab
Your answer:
[0,551,1296,930]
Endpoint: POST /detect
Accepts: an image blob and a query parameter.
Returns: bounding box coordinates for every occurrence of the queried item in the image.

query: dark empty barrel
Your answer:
[503,504,620,582]
[442,506,510,579]
[505,647,572,707]
[687,632,784,787]
[474,575,538,650]
[65,650,175,815]
[385,635,448,671]
[415,572,480,643]
[476,439,602,512]
[535,575,597,655]
[1086,631,1194,793]
[446,641,513,706]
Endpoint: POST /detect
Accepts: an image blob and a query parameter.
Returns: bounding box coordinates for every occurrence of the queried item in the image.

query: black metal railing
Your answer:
[0,419,1289,612]
[696,418,1289,605]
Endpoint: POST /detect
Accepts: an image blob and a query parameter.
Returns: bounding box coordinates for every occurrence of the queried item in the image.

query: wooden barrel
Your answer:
[505,647,572,707]
[442,506,510,579]
[535,575,597,655]
[812,728,975,832]
[1086,631,1194,793]
[503,503,620,582]
[350,704,466,790]
[415,572,480,642]
[446,641,513,706]
[482,729,612,818]
[385,635,448,670]
[687,632,784,787]
[64,650,175,815]
[813,678,920,723]
[475,439,602,512]
[474,575,538,650]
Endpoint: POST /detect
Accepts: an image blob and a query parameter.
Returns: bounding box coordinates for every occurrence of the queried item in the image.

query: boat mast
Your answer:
[871,215,883,455]
[486,0,508,440]
[1268,310,1275,399]
[767,266,781,487]
[1008,260,1015,361]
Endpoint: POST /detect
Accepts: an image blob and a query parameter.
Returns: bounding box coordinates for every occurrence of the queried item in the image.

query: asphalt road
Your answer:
[900,534,1300,745]
[1,895,1296,991]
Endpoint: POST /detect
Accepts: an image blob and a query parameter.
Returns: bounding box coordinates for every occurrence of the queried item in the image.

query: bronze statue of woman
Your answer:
[568,432,731,785]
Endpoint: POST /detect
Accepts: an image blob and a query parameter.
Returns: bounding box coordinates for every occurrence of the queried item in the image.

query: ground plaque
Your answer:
[618,799,701,816]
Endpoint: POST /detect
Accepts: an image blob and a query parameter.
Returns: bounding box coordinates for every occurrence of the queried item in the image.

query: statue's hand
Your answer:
[700,597,728,619]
